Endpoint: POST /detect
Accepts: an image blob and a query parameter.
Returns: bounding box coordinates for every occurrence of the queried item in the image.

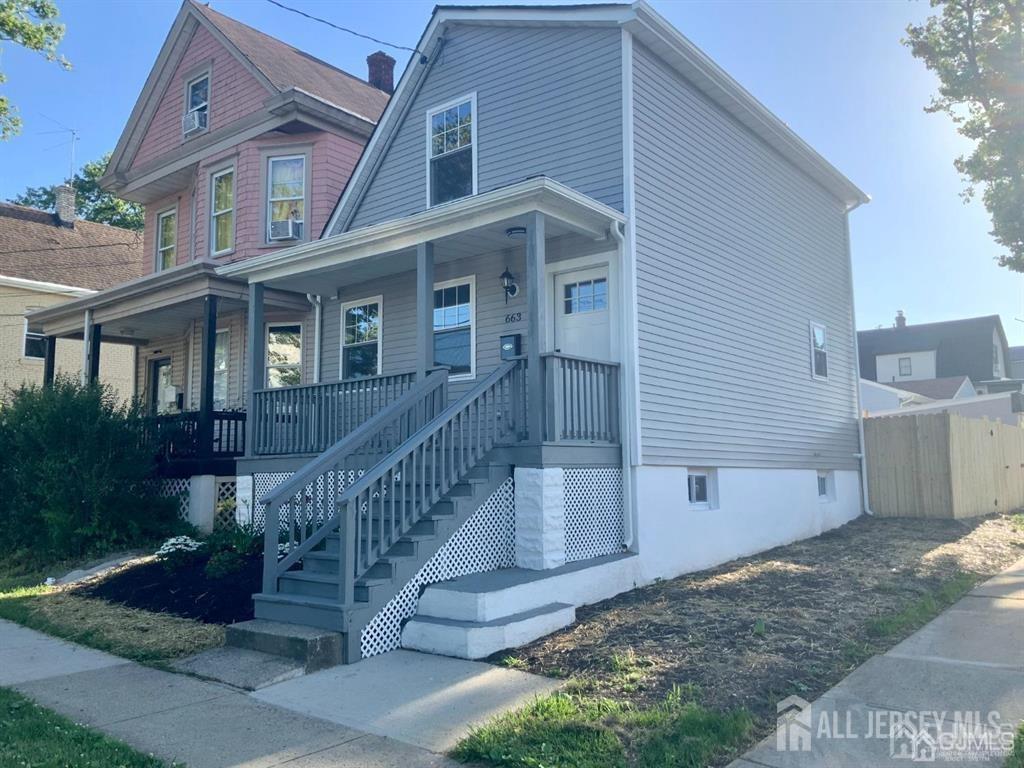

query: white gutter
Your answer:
[0,274,95,297]
[610,220,635,549]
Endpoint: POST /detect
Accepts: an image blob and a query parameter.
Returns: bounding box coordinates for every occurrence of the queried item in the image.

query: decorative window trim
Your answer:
[22,317,45,360]
[339,295,383,380]
[809,321,828,381]
[425,92,478,209]
[183,70,211,137]
[433,275,476,382]
[898,356,912,377]
[156,207,177,272]
[687,467,717,511]
[209,166,235,257]
[264,153,309,245]
[265,321,303,389]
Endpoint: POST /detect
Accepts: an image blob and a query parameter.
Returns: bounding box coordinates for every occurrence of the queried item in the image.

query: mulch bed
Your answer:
[78,554,260,625]
[497,513,1024,723]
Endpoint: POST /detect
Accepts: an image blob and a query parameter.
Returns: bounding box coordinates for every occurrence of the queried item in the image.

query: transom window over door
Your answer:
[427,94,475,207]
[267,155,305,241]
[433,278,474,378]
[157,209,176,271]
[341,298,381,379]
[266,324,302,388]
[210,168,234,256]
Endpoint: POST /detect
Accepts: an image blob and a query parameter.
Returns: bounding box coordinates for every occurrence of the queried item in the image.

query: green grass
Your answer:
[1006,722,1024,767]
[1012,514,1024,533]
[0,687,171,767]
[451,687,752,768]
[865,572,978,640]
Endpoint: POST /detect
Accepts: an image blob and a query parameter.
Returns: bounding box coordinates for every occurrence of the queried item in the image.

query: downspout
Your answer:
[307,294,322,384]
[844,210,873,515]
[609,220,635,549]
[188,170,198,262]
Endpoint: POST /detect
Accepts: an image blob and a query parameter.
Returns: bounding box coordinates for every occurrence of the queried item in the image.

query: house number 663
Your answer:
[504,312,522,324]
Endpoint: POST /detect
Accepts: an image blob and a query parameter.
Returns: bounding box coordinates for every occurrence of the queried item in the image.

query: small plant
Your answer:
[155,536,203,573]
[500,655,527,670]
[202,523,260,580]
[752,618,767,637]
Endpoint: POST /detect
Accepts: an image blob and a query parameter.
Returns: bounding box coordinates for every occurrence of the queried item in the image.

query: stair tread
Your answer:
[254,592,345,609]
[406,602,574,628]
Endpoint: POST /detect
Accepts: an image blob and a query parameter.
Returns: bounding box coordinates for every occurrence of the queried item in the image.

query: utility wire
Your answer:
[263,0,423,56]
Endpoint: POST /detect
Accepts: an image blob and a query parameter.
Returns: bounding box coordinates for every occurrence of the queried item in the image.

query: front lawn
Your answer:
[457,513,1024,768]
[0,687,172,767]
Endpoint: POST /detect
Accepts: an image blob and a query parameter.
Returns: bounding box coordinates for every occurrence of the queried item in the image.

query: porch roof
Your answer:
[27,261,308,343]
[217,176,626,294]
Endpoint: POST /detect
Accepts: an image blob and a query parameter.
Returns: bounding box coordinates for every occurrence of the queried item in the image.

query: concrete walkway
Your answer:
[730,557,1024,767]
[0,620,553,767]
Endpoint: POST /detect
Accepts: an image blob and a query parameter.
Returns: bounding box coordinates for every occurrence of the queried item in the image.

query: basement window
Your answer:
[687,468,717,510]
[817,470,835,502]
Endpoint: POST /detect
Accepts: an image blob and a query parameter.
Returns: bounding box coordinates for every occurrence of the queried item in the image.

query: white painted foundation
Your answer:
[513,467,566,570]
[633,467,862,583]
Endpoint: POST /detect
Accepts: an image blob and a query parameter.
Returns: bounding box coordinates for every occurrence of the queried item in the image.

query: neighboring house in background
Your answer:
[0,190,140,397]
[212,1,870,663]
[867,391,1024,427]
[895,375,976,401]
[31,0,389,513]
[1009,346,1024,379]
[859,379,932,414]
[858,312,1016,394]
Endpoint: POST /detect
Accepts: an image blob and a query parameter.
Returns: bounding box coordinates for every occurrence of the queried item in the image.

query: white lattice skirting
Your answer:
[150,478,190,521]
[564,467,625,562]
[361,477,516,658]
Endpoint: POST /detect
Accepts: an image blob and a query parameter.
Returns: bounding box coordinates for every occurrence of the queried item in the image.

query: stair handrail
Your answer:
[262,369,448,590]
[326,359,525,604]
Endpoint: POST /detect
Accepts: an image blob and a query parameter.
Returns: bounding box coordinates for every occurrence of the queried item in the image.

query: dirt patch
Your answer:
[78,554,260,625]
[498,514,1024,722]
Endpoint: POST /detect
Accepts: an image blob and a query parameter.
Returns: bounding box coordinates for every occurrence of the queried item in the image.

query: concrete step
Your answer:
[401,602,576,660]
[225,619,343,672]
[170,646,304,691]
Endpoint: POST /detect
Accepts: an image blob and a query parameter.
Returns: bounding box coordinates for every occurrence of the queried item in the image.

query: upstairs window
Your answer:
[267,155,305,242]
[428,95,475,207]
[810,322,828,379]
[184,74,209,135]
[433,278,474,378]
[156,209,176,271]
[341,298,381,379]
[898,356,912,377]
[210,168,234,256]
[266,323,302,388]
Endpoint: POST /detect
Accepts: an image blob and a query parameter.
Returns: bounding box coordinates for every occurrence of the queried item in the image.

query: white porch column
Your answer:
[514,466,566,570]
[526,212,547,442]
[188,475,217,533]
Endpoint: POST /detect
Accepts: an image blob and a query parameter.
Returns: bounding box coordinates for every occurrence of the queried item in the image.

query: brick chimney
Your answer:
[895,310,906,329]
[367,51,395,94]
[54,184,76,228]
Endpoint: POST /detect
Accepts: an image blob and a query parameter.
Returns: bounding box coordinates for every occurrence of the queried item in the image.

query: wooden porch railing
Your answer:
[542,352,620,444]
[251,371,418,456]
[262,360,524,603]
[142,410,246,459]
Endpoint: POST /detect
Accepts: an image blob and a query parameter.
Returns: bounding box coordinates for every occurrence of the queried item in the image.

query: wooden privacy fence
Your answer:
[864,412,1024,519]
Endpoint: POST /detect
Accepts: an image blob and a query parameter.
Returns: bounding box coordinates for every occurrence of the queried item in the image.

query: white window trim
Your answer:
[213,328,230,409]
[156,207,177,272]
[809,321,828,381]
[22,317,45,361]
[687,467,717,511]
[817,470,836,503]
[433,275,476,382]
[424,92,478,209]
[184,72,210,134]
[210,167,235,257]
[898,356,912,377]
[266,154,307,243]
[339,294,383,380]
[265,321,303,388]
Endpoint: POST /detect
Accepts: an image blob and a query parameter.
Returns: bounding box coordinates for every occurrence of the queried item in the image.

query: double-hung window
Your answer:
[433,278,474,378]
[267,155,305,241]
[210,168,234,256]
[266,323,302,388]
[898,357,912,377]
[341,298,381,379]
[427,95,475,207]
[810,322,828,379]
[214,329,229,409]
[156,209,176,271]
[23,318,45,360]
[184,74,209,134]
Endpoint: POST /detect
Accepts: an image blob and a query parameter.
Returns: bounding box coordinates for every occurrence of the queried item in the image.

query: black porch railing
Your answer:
[142,411,246,460]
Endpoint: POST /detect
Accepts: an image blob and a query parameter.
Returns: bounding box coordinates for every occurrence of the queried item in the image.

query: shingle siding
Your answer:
[341,24,623,231]
[631,42,859,470]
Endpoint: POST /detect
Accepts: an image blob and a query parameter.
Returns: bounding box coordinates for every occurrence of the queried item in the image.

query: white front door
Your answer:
[554,265,611,361]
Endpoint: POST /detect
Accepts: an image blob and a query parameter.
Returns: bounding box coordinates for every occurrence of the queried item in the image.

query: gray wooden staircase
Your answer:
[251,361,526,663]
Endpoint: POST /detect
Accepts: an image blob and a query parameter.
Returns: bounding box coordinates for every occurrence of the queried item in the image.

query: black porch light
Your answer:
[500,267,519,303]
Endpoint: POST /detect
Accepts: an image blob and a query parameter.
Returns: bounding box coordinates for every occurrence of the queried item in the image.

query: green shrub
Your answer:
[203,523,261,580]
[0,376,178,562]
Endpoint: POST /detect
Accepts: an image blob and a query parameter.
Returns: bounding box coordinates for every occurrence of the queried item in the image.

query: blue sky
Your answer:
[1,0,1018,342]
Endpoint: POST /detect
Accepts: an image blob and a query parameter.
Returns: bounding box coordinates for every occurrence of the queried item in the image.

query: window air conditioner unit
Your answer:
[269,219,302,241]
[182,110,207,136]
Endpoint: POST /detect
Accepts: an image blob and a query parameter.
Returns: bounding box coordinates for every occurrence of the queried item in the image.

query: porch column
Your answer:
[198,295,218,460]
[416,241,435,380]
[83,310,102,385]
[246,282,265,457]
[526,212,547,442]
[42,336,56,387]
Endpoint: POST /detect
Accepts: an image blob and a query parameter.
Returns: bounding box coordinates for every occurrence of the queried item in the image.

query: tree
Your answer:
[0,0,70,139]
[10,152,144,230]
[905,0,1024,270]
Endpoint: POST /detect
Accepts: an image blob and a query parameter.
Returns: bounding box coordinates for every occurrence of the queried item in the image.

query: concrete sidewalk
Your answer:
[0,620,467,767]
[730,558,1024,767]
